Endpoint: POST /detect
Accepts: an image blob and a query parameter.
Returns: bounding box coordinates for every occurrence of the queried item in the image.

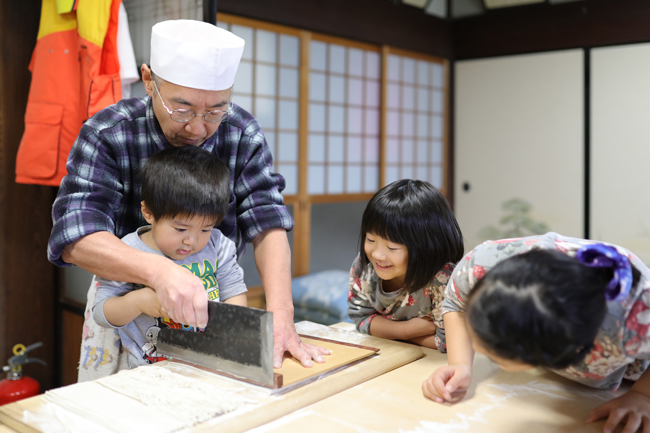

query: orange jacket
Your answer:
[16,0,122,186]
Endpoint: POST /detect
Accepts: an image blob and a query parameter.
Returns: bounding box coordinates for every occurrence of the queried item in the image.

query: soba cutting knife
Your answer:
[155,301,275,387]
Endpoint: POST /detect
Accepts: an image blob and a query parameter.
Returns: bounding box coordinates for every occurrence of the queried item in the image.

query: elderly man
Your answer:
[48,19,327,381]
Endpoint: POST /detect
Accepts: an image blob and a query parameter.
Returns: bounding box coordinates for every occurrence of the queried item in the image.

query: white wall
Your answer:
[591,43,650,264]
[455,50,585,251]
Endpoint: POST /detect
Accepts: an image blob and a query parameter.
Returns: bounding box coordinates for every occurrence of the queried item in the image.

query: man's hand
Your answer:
[62,232,208,328]
[586,390,650,433]
[150,262,208,328]
[422,364,472,403]
[251,229,331,368]
[273,310,331,368]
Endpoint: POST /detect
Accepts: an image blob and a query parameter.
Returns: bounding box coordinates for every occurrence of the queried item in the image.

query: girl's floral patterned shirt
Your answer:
[347,254,455,352]
[441,232,650,390]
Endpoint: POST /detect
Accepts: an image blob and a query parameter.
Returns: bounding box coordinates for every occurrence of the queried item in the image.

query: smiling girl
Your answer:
[347,179,464,350]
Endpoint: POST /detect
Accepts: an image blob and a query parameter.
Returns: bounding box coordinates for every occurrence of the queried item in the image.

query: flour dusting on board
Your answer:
[40,362,271,433]
[487,382,574,401]
[22,403,115,433]
[399,390,514,433]
[489,380,626,404]
[245,409,319,432]
[98,364,259,415]
[399,400,499,433]
[295,321,376,345]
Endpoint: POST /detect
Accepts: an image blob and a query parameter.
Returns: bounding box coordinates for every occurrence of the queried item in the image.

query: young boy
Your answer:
[92,146,248,369]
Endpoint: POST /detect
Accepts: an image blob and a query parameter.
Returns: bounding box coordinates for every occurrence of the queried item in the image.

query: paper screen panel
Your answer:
[222,22,301,196]
[308,40,381,195]
[385,53,446,190]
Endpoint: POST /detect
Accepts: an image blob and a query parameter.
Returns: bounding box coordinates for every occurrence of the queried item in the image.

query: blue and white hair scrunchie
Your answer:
[575,244,633,302]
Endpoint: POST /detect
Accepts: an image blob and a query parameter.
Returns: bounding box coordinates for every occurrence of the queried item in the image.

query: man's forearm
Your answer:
[251,229,293,315]
[65,232,208,327]
[62,231,168,286]
[253,228,331,365]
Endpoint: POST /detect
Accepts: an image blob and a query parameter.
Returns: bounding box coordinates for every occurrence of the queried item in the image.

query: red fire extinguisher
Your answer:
[0,342,46,405]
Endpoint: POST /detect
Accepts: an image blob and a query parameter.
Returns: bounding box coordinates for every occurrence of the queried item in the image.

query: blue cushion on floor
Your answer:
[292,270,352,325]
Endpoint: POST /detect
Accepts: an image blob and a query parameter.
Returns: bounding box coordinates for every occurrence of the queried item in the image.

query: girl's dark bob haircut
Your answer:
[357,179,464,292]
[140,146,230,224]
[466,249,641,369]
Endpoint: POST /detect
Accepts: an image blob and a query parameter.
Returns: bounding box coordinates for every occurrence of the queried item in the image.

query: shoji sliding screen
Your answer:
[385,49,447,193]
[217,21,301,197]
[219,17,450,203]
[307,38,381,197]
[218,14,450,276]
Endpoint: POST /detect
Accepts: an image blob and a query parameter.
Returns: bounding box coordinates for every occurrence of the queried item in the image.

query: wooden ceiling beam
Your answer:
[217,0,453,59]
[454,0,650,59]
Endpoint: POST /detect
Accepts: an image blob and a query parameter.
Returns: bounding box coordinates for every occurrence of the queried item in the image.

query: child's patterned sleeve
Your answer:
[430,264,455,353]
[441,250,477,316]
[347,256,379,334]
[616,251,650,362]
[623,288,650,360]
[428,264,454,322]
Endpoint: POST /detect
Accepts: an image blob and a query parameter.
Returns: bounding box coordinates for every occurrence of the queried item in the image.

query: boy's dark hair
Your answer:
[140,146,230,223]
[466,249,641,369]
[357,179,464,293]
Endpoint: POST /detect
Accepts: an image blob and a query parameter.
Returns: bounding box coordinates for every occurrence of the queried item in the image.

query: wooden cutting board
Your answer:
[166,334,379,389]
[276,335,380,387]
[0,322,424,433]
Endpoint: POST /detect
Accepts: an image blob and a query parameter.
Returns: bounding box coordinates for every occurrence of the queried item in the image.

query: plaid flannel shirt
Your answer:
[48,96,293,266]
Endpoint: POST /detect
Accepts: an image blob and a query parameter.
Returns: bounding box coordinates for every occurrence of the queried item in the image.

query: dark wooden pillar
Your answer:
[0,1,58,390]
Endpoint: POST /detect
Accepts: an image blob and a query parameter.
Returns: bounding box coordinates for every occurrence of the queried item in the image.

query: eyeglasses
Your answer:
[152,78,232,124]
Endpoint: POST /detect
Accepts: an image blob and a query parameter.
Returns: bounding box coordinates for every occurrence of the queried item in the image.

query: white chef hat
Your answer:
[150,20,245,91]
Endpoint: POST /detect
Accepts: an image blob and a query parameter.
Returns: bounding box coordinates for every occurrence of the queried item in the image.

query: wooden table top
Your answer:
[0,323,628,433]
[248,323,626,433]
[0,322,422,433]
